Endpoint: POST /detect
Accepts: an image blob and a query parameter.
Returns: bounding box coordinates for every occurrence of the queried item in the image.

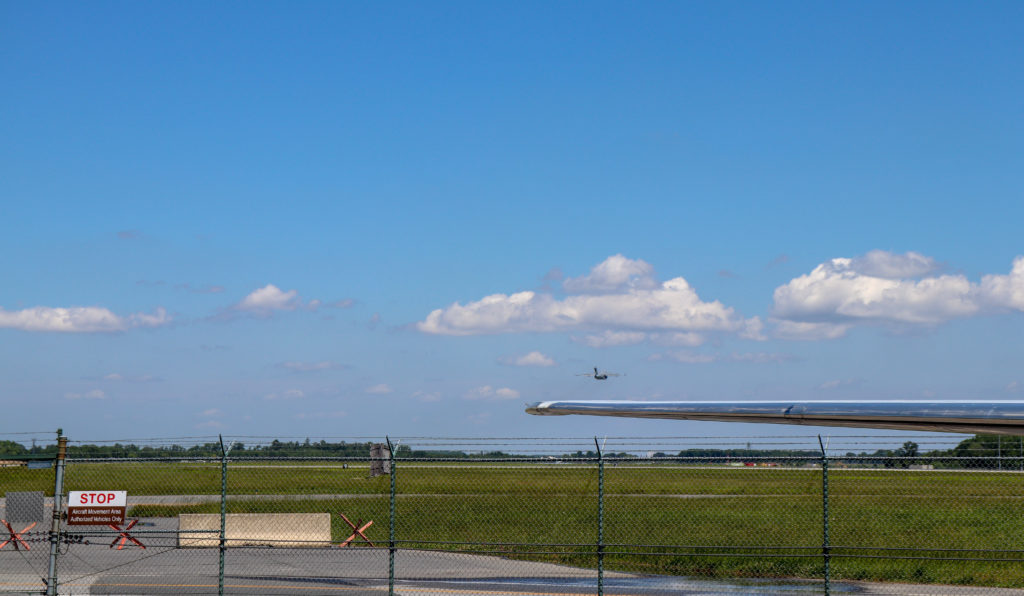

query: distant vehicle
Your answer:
[577,367,622,380]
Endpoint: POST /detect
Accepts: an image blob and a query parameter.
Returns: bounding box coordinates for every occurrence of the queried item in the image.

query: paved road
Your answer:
[1,519,1020,596]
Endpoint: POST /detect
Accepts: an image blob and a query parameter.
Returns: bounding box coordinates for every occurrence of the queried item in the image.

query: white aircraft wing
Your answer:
[526,400,1024,435]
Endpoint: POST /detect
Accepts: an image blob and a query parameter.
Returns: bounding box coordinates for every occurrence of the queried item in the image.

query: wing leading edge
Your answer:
[525,400,1024,436]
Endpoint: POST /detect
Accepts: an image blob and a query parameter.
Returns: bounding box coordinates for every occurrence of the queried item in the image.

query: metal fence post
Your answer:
[45,429,67,596]
[219,435,227,596]
[594,438,604,596]
[818,435,830,596]
[386,436,396,596]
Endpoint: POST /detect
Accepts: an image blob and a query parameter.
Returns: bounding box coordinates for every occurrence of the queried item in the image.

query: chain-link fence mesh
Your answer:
[3,432,1024,595]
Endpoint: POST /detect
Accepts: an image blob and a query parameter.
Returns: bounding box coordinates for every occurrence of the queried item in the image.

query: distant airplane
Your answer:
[578,367,622,380]
[526,400,1024,435]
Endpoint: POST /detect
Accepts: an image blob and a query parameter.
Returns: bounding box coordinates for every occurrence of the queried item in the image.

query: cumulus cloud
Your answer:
[503,351,556,367]
[465,385,520,400]
[562,255,657,294]
[979,256,1024,311]
[229,285,345,319]
[774,256,977,325]
[850,250,941,279]
[418,256,755,338]
[0,306,170,333]
[366,383,393,394]
[771,252,1024,339]
[235,284,302,315]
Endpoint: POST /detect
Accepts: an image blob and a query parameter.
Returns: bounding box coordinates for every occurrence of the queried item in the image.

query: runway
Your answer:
[2,531,1021,595]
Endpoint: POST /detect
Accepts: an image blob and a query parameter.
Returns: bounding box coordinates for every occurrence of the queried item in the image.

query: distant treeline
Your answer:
[0,439,410,459]
[1,435,1022,468]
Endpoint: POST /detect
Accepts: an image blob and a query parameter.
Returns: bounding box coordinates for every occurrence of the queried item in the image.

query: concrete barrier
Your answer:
[178,513,331,548]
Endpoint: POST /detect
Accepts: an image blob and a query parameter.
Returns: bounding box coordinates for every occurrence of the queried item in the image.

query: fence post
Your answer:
[386,436,396,596]
[595,437,604,596]
[818,435,830,596]
[219,435,227,596]
[45,429,67,596]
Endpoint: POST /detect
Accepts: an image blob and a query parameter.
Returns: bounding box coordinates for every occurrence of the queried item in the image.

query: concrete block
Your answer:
[178,513,331,548]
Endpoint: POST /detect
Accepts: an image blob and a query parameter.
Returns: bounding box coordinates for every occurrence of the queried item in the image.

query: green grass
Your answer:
[5,462,1024,587]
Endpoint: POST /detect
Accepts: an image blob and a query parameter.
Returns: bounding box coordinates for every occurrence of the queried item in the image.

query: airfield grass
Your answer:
[4,462,1024,587]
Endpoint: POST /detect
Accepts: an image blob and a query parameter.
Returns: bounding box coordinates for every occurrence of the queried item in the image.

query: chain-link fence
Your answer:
[2,432,1024,595]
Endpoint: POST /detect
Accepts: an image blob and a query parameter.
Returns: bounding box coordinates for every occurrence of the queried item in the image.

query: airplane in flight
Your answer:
[577,367,622,381]
[526,400,1024,435]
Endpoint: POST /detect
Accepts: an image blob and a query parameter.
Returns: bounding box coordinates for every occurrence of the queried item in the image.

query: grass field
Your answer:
[3,460,1023,587]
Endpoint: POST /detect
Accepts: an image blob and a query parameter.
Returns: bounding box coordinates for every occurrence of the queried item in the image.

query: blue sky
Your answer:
[2,2,1022,443]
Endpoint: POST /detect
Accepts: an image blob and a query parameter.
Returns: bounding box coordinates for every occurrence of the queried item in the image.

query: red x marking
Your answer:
[0,520,36,551]
[337,513,374,547]
[108,519,145,550]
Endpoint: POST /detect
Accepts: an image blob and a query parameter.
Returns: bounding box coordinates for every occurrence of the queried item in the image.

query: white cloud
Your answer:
[418,256,754,337]
[772,252,980,330]
[772,253,1024,340]
[235,284,302,315]
[1007,381,1020,394]
[850,250,941,279]
[0,305,170,333]
[65,389,106,400]
[465,385,520,400]
[562,255,657,294]
[104,373,124,381]
[366,383,393,394]
[507,351,555,367]
[979,256,1024,311]
[201,408,221,417]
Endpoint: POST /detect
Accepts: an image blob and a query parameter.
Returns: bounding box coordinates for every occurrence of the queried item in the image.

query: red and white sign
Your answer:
[67,491,127,525]
[69,491,127,507]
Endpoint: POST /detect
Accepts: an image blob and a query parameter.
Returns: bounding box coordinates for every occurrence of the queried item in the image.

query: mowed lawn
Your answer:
[3,460,1023,587]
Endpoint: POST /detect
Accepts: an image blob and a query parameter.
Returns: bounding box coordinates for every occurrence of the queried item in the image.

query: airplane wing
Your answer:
[525,400,1024,435]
